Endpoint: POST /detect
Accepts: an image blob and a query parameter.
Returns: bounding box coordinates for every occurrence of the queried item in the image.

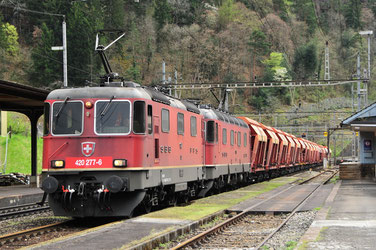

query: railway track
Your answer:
[0,220,71,247]
[0,202,50,221]
[0,217,121,248]
[172,169,338,249]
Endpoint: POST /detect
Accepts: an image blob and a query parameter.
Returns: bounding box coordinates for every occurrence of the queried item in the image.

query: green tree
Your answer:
[124,20,141,82]
[154,0,172,31]
[344,0,362,30]
[217,0,237,30]
[1,23,19,56]
[66,3,100,86]
[272,0,290,22]
[292,42,318,79]
[29,23,61,87]
[263,52,289,81]
[248,30,271,81]
[103,0,125,30]
[292,0,317,35]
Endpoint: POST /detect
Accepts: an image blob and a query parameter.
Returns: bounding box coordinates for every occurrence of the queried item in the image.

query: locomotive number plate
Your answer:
[66,157,112,168]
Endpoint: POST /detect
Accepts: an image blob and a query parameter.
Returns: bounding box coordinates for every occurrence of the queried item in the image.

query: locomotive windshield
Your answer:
[95,100,131,134]
[52,101,83,135]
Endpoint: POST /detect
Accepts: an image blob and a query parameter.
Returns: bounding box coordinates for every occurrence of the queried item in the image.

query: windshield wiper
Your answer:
[100,95,115,117]
[55,97,70,118]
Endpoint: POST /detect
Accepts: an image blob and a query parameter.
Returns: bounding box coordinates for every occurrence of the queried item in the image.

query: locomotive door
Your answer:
[218,123,221,155]
[202,120,206,164]
[154,115,160,165]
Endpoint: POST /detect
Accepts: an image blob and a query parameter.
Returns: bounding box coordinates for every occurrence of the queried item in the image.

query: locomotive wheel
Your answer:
[138,193,152,214]
[144,202,152,214]
[143,197,153,213]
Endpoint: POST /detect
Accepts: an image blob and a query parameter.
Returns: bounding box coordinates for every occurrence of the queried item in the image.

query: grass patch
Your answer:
[316,226,328,242]
[143,176,297,221]
[285,241,298,250]
[0,133,43,174]
[330,175,339,184]
[313,206,321,211]
[297,240,308,250]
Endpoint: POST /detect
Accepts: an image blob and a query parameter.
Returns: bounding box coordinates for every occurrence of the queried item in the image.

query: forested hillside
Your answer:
[0,0,375,113]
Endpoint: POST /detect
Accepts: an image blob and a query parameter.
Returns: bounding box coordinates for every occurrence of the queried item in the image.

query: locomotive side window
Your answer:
[244,132,247,147]
[190,116,197,137]
[230,130,234,145]
[147,105,153,134]
[43,103,50,135]
[95,101,130,134]
[133,101,146,134]
[237,131,241,146]
[222,128,227,145]
[161,109,170,133]
[177,113,184,135]
[52,101,83,135]
[206,121,215,143]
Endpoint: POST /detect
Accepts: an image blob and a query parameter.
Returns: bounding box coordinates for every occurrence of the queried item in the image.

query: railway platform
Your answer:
[299,179,376,249]
[0,185,43,208]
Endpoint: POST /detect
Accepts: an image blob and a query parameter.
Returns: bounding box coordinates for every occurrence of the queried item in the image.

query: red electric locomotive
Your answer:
[40,32,327,218]
[41,86,253,217]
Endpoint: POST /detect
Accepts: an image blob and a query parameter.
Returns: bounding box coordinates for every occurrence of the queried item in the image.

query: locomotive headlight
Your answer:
[113,159,127,167]
[85,101,93,109]
[51,160,65,168]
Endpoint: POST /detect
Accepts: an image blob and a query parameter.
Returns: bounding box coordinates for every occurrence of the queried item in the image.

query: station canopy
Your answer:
[0,79,49,178]
[0,80,49,113]
[341,101,376,131]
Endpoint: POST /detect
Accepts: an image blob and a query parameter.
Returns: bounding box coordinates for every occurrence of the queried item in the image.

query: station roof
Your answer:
[341,101,376,131]
[0,80,49,114]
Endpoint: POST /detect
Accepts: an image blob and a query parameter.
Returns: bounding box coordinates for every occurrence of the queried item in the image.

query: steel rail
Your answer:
[298,169,333,185]
[255,169,338,249]
[0,220,71,246]
[171,171,312,250]
[0,203,50,220]
[172,169,337,249]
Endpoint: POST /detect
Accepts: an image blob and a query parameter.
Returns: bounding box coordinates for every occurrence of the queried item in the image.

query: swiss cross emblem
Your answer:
[81,142,95,157]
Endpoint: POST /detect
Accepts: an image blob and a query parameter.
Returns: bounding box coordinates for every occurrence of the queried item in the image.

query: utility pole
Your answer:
[62,18,68,87]
[357,52,361,111]
[174,68,178,98]
[162,60,166,85]
[324,41,330,80]
[359,30,373,106]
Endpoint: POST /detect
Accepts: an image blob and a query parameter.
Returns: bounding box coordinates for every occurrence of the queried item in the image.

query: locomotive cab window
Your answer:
[133,101,146,134]
[52,101,83,135]
[95,100,130,134]
[177,113,184,135]
[206,121,215,143]
[43,103,50,136]
[161,109,170,133]
[190,116,197,137]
